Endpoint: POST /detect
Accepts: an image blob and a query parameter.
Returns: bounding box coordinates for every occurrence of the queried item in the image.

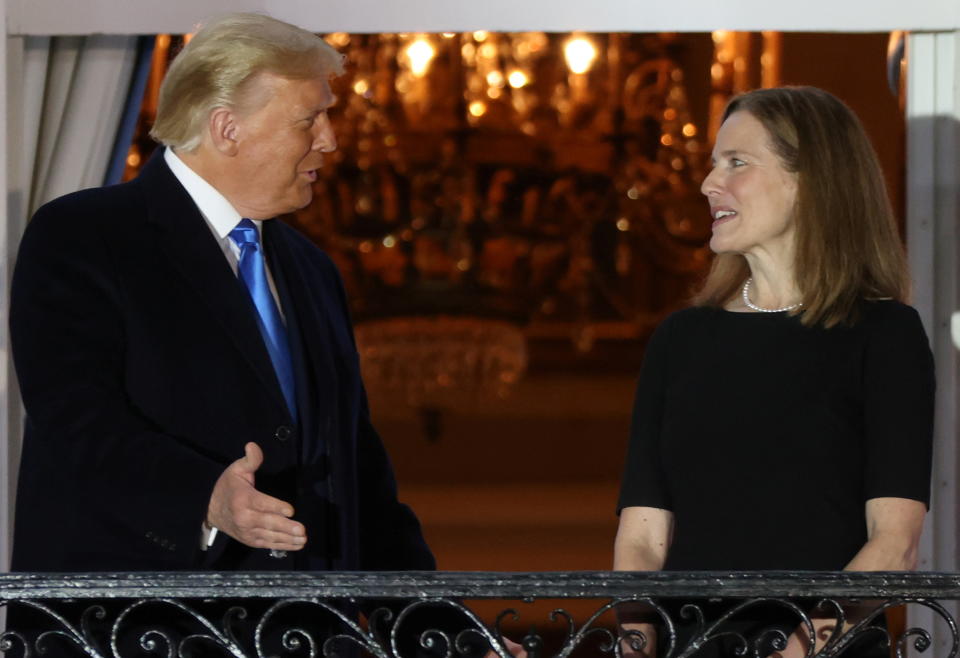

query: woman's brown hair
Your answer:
[693,86,909,327]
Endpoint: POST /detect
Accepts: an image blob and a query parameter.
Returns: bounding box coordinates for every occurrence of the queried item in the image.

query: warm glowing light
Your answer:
[564,36,597,74]
[616,218,630,232]
[486,71,505,87]
[126,151,141,167]
[383,235,397,248]
[359,241,373,254]
[712,30,729,44]
[442,32,456,39]
[473,31,488,42]
[479,42,497,59]
[682,123,697,137]
[660,135,674,146]
[326,32,351,48]
[353,79,370,95]
[487,87,502,99]
[462,43,476,59]
[663,108,677,120]
[456,259,471,272]
[468,101,487,117]
[627,187,640,200]
[508,70,529,88]
[405,38,436,77]
[711,63,725,81]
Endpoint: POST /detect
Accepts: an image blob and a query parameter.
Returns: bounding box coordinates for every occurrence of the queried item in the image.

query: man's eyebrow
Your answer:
[303,96,338,117]
[298,101,336,121]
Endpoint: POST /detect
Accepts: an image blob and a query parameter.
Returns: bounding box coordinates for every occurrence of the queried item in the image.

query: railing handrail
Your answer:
[2,570,960,599]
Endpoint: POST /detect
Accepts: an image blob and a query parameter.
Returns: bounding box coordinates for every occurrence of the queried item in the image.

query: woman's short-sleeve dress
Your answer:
[618,301,934,571]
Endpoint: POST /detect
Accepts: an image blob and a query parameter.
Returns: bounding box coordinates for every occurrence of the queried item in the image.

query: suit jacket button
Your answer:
[275,425,293,441]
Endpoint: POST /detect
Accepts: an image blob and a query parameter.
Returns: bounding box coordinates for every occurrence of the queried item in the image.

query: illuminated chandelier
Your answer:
[285,31,712,418]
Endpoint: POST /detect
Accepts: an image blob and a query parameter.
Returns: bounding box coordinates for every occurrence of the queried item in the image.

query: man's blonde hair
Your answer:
[150,13,344,152]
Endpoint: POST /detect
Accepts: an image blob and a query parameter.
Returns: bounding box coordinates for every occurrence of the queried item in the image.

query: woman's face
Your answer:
[701,110,799,260]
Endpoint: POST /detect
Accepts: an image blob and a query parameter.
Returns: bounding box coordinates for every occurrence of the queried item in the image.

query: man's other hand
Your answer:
[484,637,527,658]
[207,442,307,551]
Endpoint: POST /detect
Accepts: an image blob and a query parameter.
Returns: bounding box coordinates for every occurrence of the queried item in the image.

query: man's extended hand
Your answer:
[207,442,307,551]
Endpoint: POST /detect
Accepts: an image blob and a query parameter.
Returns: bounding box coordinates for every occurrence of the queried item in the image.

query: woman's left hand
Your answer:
[771,616,851,658]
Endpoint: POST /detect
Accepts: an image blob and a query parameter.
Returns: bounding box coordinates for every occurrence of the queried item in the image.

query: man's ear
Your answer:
[208,107,240,156]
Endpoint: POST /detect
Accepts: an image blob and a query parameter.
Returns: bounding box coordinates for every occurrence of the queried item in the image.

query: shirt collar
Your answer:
[164,147,259,239]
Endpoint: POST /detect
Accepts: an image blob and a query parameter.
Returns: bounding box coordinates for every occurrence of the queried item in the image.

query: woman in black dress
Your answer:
[614,87,934,657]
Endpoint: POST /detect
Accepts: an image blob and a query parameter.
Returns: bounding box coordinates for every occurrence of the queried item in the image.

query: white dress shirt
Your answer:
[164,148,284,311]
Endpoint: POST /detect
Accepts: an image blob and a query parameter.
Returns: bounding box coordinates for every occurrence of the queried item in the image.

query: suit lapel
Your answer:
[135,153,291,419]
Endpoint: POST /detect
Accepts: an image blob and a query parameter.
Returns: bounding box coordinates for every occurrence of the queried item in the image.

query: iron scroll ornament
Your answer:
[0,572,957,657]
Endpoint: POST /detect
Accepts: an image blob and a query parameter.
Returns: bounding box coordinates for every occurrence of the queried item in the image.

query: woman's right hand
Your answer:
[613,507,673,658]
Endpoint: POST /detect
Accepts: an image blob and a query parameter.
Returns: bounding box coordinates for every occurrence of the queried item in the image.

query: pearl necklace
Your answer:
[741,278,803,313]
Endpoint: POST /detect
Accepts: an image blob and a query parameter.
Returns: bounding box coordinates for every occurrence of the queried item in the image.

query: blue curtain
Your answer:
[103,35,155,186]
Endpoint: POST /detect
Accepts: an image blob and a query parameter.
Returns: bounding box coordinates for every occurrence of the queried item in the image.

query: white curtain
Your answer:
[1,34,140,570]
[24,35,139,213]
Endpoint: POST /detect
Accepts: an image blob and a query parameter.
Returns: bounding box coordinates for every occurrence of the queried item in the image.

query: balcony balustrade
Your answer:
[1,571,957,657]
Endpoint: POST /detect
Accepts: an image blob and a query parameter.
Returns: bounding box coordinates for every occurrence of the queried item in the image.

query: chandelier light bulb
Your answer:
[564,36,597,75]
[507,70,529,88]
[406,38,436,77]
[468,100,487,117]
[486,70,505,88]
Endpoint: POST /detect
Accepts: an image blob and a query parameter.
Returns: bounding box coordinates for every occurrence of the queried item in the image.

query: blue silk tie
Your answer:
[229,219,298,420]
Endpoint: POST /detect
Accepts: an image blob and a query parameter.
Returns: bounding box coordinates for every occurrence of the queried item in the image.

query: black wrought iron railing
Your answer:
[0,571,957,657]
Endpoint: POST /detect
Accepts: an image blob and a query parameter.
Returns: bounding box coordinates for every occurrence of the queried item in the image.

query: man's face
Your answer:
[228,72,337,219]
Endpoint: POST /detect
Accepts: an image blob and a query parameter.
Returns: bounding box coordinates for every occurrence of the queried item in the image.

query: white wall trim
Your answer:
[0,0,10,573]
[5,0,960,36]
[907,29,960,656]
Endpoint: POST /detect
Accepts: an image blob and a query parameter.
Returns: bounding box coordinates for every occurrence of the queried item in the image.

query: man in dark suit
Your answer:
[9,12,435,577]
